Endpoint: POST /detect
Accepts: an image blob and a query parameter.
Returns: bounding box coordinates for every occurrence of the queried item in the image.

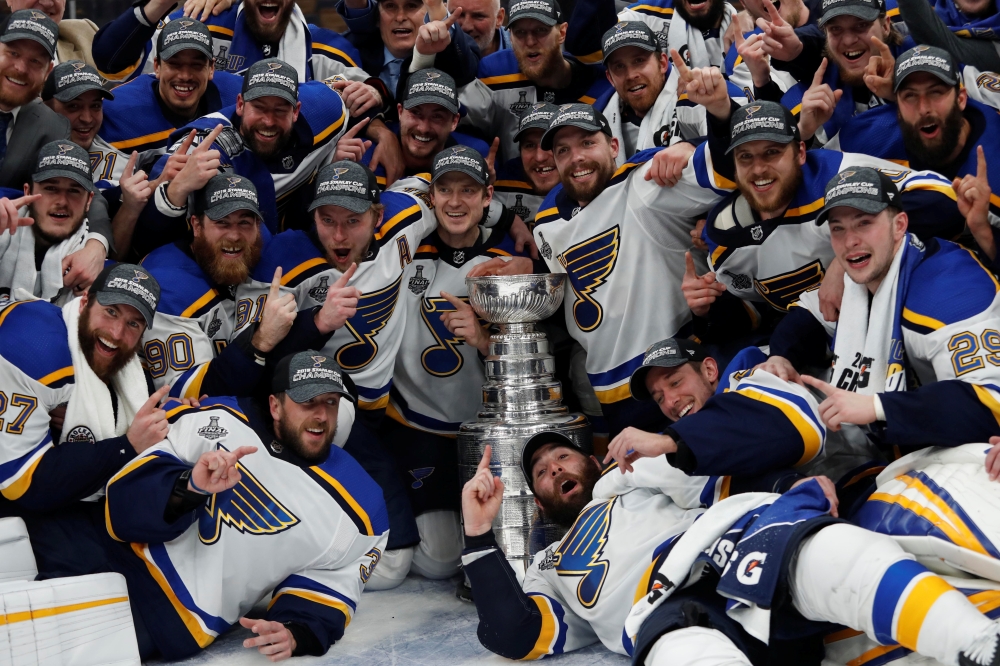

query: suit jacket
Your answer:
[56,19,99,69]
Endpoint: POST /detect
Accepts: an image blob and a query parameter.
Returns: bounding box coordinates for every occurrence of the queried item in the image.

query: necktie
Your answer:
[0,112,14,167]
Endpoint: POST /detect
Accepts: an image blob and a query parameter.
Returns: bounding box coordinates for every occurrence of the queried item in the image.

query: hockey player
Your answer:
[462,437,1000,666]
[0,263,166,514]
[379,145,525,588]
[96,352,389,661]
[458,0,613,162]
[616,0,737,68]
[40,61,113,154]
[758,167,1000,451]
[140,172,358,400]
[494,102,560,228]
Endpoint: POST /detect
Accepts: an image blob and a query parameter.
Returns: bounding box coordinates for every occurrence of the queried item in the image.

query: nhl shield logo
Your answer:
[207,311,222,337]
[408,265,429,295]
[309,276,330,302]
[543,92,556,102]
[538,232,552,260]
[65,425,95,444]
[453,250,465,264]
[750,225,764,241]
[509,90,531,115]
[198,416,228,440]
[282,155,295,169]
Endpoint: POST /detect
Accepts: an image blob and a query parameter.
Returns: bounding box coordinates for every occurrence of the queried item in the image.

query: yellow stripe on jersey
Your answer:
[358,394,390,410]
[575,50,603,65]
[268,589,353,625]
[593,382,632,405]
[969,590,1000,615]
[480,73,530,86]
[579,95,596,104]
[489,248,512,257]
[710,244,728,266]
[629,4,674,14]
[375,204,422,242]
[181,289,221,318]
[208,25,234,36]
[311,42,359,67]
[105,455,160,541]
[309,466,375,536]
[905,182,957,201]
[887,6,900,16]
[0,596,129,626]
[98,55,144,81]
[718,476,732,500]
[823,627,864,643]
[0,300,26,327]
[163,402,250,423]
[110,129,175,150]
[183,363,212,399]
[732,387,822,465]
[314,109,347,145]
[535,207,560,224]
[895,574,954,651]
[990,193,1000,210]
[613,160,644,179]
[38,365,73,386]
[901,307,945,331]
[282,257,327,285]
[495,179,534,191]
[785,197,825,218]
[524,595,559,660]
[633,559,657,604]
[0,445,51,501]
[972,385,1000,428]
[131,543,216,648]
[790,103,803,115]
[962,247,1000,291]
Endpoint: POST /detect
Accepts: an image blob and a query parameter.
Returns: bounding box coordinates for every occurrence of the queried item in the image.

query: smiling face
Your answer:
[674,0,725,31]
[26,176,91,245]
[645,361,718,421]
[827,206,907,290]
[78,294,146,382]
[314,204,382,272]
[450,0,504,54]
[6,0,65,22]
[270,392,341,464]
[519,128,559,193]
[896,72,967,166]
[733,139,805,215]
[510,18,567,82]
[430,172,492,244]
[237,94,300,159]
[243,0,296,42]
[823,14,891,86]
[397,102,459,166]
[190,211,264,286]
[551,126,618,207]
[46,90,104,149]
[379,0,426,58]
[155,51,214,118]
[530,444,602,527]
[0,39,51,111]
[605,46,668,117]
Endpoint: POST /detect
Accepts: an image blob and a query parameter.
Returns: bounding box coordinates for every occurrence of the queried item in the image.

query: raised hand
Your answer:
[756,0,802,61]
[416,8,463,55]
[461,445,504,537]
[127,385,172,454]
[682,251,726,316]
[119,151,152,215]
[440,291,490,355]
[955,146,994,261]
[863,36,895,101]
[61,240,107,295]
[800,375,877,431]
[334,118,373,163]
[645,141,696,187]
[670,49,731,121]
[150,131,196,190]
[166,124,224,207]
[735,29,771,89]
[0,193,40,235]
[252,267,298,353]
[189,444,258,495]
[183,0,233,21]
[797,58,842,141]
[752,355,802,384]
[603,427,678,474]
[330,79,383,117]
[485,137,500,185]
[315,263,362,333]
[239,617,296,662]
[367,122,404,186]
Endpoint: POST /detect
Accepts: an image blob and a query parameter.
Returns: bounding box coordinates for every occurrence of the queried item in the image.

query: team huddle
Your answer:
[1,0,1000,662]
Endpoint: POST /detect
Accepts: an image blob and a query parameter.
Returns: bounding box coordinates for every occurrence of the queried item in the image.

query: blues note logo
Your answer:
[408,467,435,489]
[558,226,620,332]
[336,275,402,370]
[553,498,615,608]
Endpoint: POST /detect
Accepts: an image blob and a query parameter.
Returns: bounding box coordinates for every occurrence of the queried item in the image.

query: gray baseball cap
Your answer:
[520,430,592,491]
[1,10,57,59]
[728,101,799,154]
[431,146,489,186]
[508,0,562,27]
[242,58,299,106]
[818,0,884,26]
[540,103,612,151]
[272,352,355,403]
[89,263,161,327]
[602,21,659,63]
[815,167,900,225]
[32,141,95,192]
[402,68,459,115]
[196,173,263,221]
[629,338,709,401]
[43,61,114,103]
[893,45,959,92]
[514,102,559,143]
[310,161,381,214]
[157,17,214,62]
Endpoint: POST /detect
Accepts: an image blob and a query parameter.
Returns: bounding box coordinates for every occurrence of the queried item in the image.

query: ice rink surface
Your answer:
[148,575,631,666]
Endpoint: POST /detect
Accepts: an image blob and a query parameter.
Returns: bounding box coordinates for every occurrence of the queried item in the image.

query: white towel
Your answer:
[667,2,736,70]
[605,68,684,167]
[59,297,149,445]
[236,3,311,82]
[0,211,87,304]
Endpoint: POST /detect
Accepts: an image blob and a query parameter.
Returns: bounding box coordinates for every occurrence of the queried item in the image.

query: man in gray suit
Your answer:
[0,10,116,296]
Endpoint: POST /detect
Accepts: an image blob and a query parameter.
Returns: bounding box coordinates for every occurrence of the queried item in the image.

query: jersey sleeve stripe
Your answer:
[895,574,954,650]
[164,402,249,424]
[480,73,529,86]
[311,42,360,67]
[38,365,73,387]
[524,594,567,659]
[593,382,632,404]
[575,50,603,65]
[181,288,222,318]
[110,129,175,151]
[281,257,328,286]
[208,25,234,36]
[784,197,824,218]
[972,385,1000,428]
[182,363,211,400]
[273,574,358,611]
[903,182,957,201]
[105,453,166,541]
[0,300,26,327]
[901,307,945,332]
[307,466,375,535]
[314,108,347,146]
[629,4,674,15]
[97,54,144,81]
[268,589,353,625]
[374,205,423,242]
[731,386,824,465]
[0,434,54,500]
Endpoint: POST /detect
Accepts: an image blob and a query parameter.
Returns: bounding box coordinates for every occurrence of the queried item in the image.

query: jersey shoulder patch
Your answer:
[308,445,390,536]
[255,230,326,286]
[478,49,527,85]
[0,300,74,387]
[142,243,221,318]
[903,239,1000,330]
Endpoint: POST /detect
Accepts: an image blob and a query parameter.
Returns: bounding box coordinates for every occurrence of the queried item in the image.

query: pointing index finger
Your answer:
[123,151,139,179]
[684,251,699,278]
[670,49,692,81]
[800,374,833,396]
[478,445,492,471]
[269,266,283,298]
[445,7,463,26]
[194,124,225,154]
[332,263,358,289]
[812,57,828,87]
[178,129,198,155]
[440,291,466,309]
[343,117,370,140]
[978,145,988,180]
[763,0,784,24]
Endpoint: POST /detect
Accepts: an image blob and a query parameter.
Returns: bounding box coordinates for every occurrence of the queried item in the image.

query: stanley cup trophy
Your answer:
[458,274,592,574]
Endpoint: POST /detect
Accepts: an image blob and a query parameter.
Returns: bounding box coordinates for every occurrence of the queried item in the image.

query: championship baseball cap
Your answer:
[727,101,799,154]
[309,161,381,214]
[507,0,562,27]
[815,167,900,225]
[1,10,58,59]
[156,17,214,61]
[514,102,559,143]
[540,103,612,151]
[272,352,356,404]
[629,338,709,401]
[242,58,299,106]
[195,173,264,221]
[893,45,959,92]
[43,61,114,103]
[88,263,161,328]
[32,141,95,192]
[817,0,884,26]
[520,430,593,490]
[431,146,489,186]
[601,21,659,63]
[402,68,459,115]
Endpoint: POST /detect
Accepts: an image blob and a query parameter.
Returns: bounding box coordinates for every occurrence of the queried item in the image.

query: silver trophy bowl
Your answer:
[458,274,591,574]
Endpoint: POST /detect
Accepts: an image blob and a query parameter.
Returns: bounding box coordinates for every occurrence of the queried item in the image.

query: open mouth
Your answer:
[255,128,279,142]
[332,248,351,262]
[919,122,940,139]
[445,211,466,218]
[686,0,709,11]
[170,82,197,99]
[534,166,555,176]
[96,336,119,357]
[628,83,647,94]
[4,76,26,88]
[525,51,543,63]
[677,403,693,418]
[392,27,414,39]
[49,209,71,222]
[221,245,244,259]
[572,168,595,181]
[842,49,865,63]
[560,479,577,495]
[303,426,326,441]
[752,177,776,192]
[846,252,871,268]
[258,2,280,20]
[411,133,434,144]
